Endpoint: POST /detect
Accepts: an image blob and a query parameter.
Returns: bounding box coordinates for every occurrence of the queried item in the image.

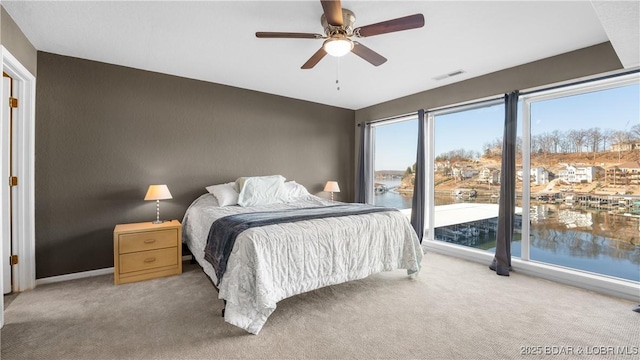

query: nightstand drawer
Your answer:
[119,247,178,274]
[119,229,177,254]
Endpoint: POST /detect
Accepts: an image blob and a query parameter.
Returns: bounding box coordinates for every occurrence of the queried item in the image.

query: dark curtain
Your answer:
[490,91,519,276]
[355,121,372,204]
[410,109,426,242]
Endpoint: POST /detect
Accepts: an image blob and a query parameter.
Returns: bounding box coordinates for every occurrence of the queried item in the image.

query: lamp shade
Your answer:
[144,184,173,201]
[324,181,340,193]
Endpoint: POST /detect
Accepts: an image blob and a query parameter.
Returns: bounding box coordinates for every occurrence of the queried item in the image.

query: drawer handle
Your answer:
[144,239,156,244]
[144,257,156,263]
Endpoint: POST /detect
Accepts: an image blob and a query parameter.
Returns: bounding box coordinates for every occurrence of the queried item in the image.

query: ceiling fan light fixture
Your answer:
[323,36,354,57]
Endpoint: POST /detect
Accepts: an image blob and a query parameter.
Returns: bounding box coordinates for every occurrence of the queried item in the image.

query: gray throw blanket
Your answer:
[204,204,397,285]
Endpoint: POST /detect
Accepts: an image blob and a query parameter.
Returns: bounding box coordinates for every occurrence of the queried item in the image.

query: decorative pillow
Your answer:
[237,175,290,207]
[285,181,310,199]
[205,182,239,206]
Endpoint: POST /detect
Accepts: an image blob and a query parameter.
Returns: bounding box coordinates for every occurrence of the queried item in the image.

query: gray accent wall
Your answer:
[36,52,355,278]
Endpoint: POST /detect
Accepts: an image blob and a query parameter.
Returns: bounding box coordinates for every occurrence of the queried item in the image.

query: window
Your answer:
[522,76,640,282]
[371,118,417,212]
[366,71,639,295]
[431,101,523,253]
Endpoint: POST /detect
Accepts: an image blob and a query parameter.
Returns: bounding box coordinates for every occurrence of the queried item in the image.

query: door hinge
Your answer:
[10,255,18,265]
[9,176,18,187]
[9,97,18,108]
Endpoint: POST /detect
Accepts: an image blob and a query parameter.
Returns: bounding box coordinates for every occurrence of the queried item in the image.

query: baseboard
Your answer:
[34,255,194,287]
[423,240,640,302]
[35,267,114,286]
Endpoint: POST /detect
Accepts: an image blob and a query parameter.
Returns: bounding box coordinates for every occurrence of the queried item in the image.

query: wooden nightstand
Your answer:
[113,220,182,285]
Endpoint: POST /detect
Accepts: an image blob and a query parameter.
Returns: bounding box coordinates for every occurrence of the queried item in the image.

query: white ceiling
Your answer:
[3,1,638,110]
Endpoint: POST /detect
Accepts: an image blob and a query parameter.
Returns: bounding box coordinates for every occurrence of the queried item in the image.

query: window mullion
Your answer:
[521,100,532,261]
[426,112,435,241]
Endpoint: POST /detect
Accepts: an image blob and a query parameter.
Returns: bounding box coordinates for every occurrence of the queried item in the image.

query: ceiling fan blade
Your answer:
[321,0,343,26]
[301,47,328,69]
[355,14,425,37]
[256,32,323,39]
[351,42,387,66]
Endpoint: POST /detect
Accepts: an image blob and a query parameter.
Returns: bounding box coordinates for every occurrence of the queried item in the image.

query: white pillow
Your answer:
[235,177,248,193]
[205,182,239,206]
[285,181,310,199]
[237,175,290,207]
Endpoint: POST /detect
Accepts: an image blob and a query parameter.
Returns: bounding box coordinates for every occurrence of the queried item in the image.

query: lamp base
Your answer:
[151,220,165,224]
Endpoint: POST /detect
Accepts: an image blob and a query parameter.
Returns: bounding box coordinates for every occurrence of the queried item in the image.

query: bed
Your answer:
[182,176,423,334]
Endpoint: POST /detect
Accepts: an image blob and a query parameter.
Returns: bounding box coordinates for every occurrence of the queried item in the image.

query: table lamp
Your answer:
[324,181,340,202]
[144,184,172,224]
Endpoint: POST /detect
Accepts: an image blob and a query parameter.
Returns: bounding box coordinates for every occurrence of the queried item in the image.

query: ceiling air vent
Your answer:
[433,69,465,81]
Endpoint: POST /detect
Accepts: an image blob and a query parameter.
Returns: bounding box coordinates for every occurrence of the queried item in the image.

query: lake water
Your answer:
[374,180,640,282]
[374,180,413,209]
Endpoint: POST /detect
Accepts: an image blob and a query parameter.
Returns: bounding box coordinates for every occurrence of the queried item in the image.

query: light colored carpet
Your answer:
[2,252,638,360]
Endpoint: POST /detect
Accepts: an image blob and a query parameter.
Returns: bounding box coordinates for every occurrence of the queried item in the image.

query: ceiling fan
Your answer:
[255,0,425,69]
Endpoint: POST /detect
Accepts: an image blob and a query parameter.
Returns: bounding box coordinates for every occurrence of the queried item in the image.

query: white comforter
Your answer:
[182,194,423,334]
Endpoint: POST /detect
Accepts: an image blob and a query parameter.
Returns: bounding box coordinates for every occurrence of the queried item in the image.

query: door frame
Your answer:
[1,46,36,326]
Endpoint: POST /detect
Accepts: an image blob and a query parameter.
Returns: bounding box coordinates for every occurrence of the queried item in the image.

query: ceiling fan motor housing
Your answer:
[321,8,356,36]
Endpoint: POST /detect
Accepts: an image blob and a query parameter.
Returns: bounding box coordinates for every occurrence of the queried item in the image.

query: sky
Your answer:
[374,83,640,171]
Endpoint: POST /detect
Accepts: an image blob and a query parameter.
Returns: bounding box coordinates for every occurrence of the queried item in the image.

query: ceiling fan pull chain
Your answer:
[336,57,341,91]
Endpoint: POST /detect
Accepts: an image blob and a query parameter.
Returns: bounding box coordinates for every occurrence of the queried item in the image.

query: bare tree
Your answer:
[587,127,602,153]
[567,129,587,153]
[530,134,540,153]
[493,137,503,152]
[631,124,640,140]
[586,127,603,159]
[436,148,478,162]
[612,130,631,161]
[535,132,556,158]
[482,141,494,156]
[543,132,555,154]
[550,130,561,153]
[481,139,503,157]
[559,137,571,154]
[602,128,614,152]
